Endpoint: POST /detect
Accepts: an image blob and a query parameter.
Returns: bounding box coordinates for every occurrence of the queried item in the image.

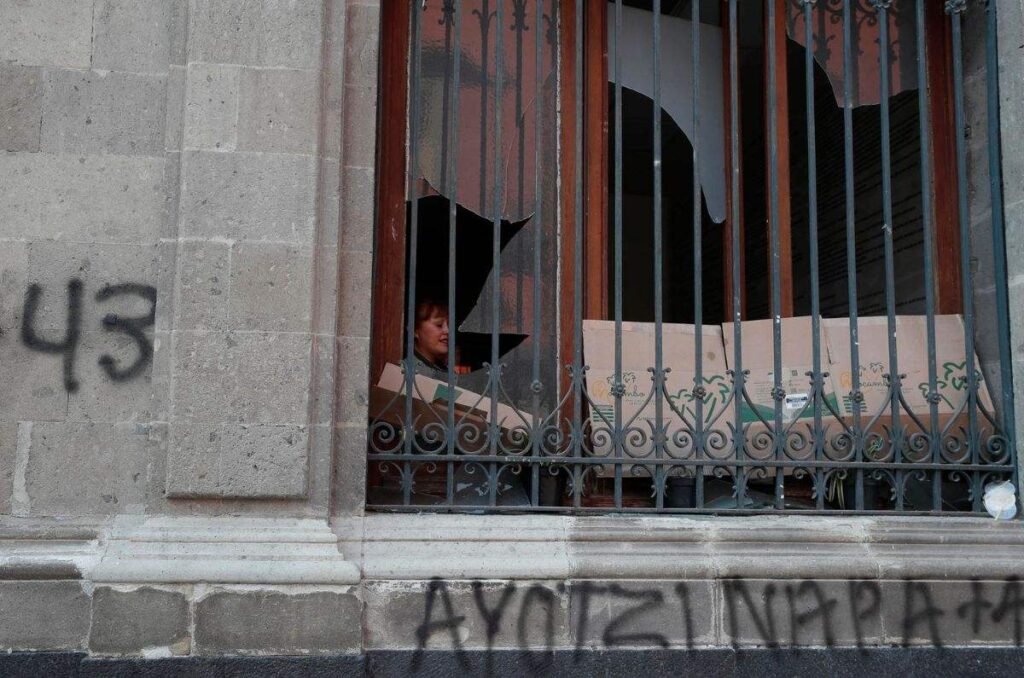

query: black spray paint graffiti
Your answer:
[412,576,1024,667]
[20,278,157,392]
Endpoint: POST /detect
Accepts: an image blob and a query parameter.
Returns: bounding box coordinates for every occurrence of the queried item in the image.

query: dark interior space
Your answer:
[744,38,926,320]
[607,85,723,325]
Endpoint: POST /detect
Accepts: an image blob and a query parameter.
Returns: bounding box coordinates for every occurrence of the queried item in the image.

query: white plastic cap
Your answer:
[983,480,1018,521]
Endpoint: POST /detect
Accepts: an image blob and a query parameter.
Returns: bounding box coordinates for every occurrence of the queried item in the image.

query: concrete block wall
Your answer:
[0,0,379,519]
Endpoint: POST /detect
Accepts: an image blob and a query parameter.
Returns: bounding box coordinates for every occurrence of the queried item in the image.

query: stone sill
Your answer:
[1,513,1021,585]
[338,513,1024,581]
[0,515,360,585]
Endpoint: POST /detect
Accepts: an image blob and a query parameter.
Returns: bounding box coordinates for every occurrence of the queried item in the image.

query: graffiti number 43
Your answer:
[20,279,157,393]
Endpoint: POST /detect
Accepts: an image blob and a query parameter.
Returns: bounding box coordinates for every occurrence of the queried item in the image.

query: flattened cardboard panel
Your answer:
[582,320,733,472]
[721,317,841,426]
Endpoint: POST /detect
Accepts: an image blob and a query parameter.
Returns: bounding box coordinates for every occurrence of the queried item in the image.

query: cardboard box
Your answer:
[721,317,841,469]
[377,363,525,427]
[722,317,840,423]
[372,364,529,453]
[823,315,995,445]
[582,320,731,474]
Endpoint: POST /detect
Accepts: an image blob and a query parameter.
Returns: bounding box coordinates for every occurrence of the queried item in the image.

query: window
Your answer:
[366,0,1014,514]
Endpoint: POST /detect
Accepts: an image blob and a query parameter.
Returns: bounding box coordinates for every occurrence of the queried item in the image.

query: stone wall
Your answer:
[0,0,378,519]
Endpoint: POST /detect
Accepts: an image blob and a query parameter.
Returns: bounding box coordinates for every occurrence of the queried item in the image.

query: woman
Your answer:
[412,298,450,377]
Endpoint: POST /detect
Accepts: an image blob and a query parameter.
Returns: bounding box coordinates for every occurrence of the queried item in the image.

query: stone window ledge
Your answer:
[2,514,1021,585]
[338,513,1024,582]
[0,516,360,586]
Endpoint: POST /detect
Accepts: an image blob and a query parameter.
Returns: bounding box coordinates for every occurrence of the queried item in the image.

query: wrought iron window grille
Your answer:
[365,0,1017,515]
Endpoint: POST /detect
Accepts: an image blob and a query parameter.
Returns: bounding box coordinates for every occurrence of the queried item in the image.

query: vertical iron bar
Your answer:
[767,0,785,510]
[948,3,980,510]
[986,0,1018,493]
[652,0,665,508]
[729,0,746,510]
[803,0,824,510]
[531,0,544,507]
[403,1,425,505]
[914,0,941,512]
[489,0,505,506]
[446,0,463,507]
[874,0,903,510]
[613,0,623,509]
[842,0,864,511]
[573,0,584,509]
[692,0,704,509]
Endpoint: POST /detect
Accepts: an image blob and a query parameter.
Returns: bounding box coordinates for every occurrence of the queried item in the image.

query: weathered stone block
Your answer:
[92,0,186,73]
[0,154,167,243]
[0,0,92,68]
[183,63,240,151]
[344,3,380,88]
[165,422,309,498]
[25,421,155,516]
[965,75,989,161]
[364,579,570,651]
[881,579,1021,646]
[1004,200,1024,288]
[179,151,316,243]
[237,67,319,154]
[307,423,332,512]
[170,330,312,423]
[342,85,378,169]
[320,157,341,246]
[337,250,372,338]
[311,243,339,336]
[340,165,374,252]
[185,0,261,66]
[332,424,367,517]
[161,151,183,242]
[569,580,716,650]
[173,240,231,331]
[168,333,234,423]
[229,329,311,419]
[0,340,70,422]
[164,66,186,152]
[187,0,322,69]
[334,336,369,425]
[311,336,337,426]
[155,237,178,330]
[65,330,170,424]
[89,586,190,656]
[323,65,343,161]
[999,100,1024,207]
[0,239,27,334]
[229,243,312,331]
[258,0,325,70]
[0,581,90,651]
[218,424,308,497]
[720,579,884,648]
[164,423,221,497]
[194,588,360,654]
[0,64,42,152]
[24,241,161,329]
[40,69,168,157]
[0,421,14,515]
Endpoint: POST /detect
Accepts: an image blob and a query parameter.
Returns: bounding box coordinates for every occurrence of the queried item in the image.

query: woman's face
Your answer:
[415,307,449,365]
